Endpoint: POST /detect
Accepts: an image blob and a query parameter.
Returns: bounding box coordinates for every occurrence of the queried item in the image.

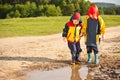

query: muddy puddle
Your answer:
[24,65,89,80]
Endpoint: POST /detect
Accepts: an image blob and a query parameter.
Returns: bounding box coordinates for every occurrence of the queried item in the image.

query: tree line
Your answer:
[0,0,119,19]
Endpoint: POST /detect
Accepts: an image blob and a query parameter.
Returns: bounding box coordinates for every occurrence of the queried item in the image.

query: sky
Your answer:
[86,0,120,5]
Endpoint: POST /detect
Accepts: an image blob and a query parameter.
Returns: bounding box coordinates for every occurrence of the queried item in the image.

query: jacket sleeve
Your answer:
[62,24,69,37]
[98,16,106,34]
[81,16,88,35]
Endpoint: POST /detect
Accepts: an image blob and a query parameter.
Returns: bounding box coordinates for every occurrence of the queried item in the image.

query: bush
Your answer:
[36,5,45,16]
[115,7,120,15]
[0,4,13,18]
[45,5,62,16]
[56,6,62,16]
[62,4,75,16]
[6,10,21,18]
[29,2,37,17]
[98,7,104,15]
[15,4,28,17]
[104,7,116,15]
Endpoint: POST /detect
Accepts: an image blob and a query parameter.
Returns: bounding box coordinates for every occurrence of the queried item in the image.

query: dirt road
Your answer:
[0,26,120,80]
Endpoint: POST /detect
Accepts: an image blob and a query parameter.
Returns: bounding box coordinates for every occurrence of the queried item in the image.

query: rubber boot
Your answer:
[71,53,76,65]
[76,53,79,60]
[87,53,92,63]
[76,53,81,64]
[94,53,99,64]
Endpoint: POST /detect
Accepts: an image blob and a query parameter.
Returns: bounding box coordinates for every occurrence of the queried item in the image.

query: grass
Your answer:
[102,15,120,27]
[0,15,120,37]
[0,17,68,37]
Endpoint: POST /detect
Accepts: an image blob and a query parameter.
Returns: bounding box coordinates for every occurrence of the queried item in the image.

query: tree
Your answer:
[6,10,21,18]
[36,5,45,16]
[15,4,27,17]
[62,4,75,16]
[79,0,91,15]
[74,3,80,12]
[115,7,120,15]
[45,5,62,16]
[98,7,104,15]
[0,0,98,18]
[104,7,116,15]
[24,1,37,17]
[56,6,62,16]
[0,4,13,18]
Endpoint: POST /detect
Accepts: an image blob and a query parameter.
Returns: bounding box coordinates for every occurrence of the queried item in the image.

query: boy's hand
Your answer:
[80,33,83,37]
[63,37,67,42]
[101,34,105,41]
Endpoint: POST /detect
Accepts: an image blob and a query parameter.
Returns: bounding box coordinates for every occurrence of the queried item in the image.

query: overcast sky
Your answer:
[86,0,120,5]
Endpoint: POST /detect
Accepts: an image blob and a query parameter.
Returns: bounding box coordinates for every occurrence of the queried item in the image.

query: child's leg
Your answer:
[76,42,82,61]
[93,46,99,64]
[68,42,77,64]
[86,46,92,62]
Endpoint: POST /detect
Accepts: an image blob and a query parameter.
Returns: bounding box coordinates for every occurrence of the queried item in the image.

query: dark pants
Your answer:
[86,46,98,54]
[68,42,82,60]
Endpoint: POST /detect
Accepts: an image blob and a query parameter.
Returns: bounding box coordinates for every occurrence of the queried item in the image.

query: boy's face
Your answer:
[73,19,79,25]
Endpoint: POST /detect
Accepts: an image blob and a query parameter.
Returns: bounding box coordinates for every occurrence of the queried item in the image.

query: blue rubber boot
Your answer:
[71,53,76,65]
[87,53,92,63]
[94,54,99,64]
[75,53,81,64]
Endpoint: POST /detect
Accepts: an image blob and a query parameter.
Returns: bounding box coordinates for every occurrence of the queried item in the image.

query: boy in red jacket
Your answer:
[62,12,82,65]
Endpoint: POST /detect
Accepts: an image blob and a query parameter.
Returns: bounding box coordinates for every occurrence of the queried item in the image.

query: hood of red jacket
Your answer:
[88,4,99,20]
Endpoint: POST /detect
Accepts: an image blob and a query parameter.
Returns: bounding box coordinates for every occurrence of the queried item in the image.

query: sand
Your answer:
[0,26,120,80]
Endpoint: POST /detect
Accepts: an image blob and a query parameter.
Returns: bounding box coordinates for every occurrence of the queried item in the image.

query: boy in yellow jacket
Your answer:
[80,4,106,64]
[62,12,82,64]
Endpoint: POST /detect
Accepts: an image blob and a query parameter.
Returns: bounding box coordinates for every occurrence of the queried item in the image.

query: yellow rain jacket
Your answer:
[62,21,82,43]
[81,16,106,43]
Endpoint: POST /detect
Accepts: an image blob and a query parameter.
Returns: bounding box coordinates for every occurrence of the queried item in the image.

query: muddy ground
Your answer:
[0,26,120,80]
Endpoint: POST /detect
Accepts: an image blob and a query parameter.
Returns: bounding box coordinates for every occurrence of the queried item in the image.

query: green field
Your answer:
[0,15,120,37]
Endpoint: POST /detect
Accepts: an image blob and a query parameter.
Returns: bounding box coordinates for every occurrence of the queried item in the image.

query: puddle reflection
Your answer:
[24,64,91,80]
[71,64,91,80]
[71,65,82,80]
